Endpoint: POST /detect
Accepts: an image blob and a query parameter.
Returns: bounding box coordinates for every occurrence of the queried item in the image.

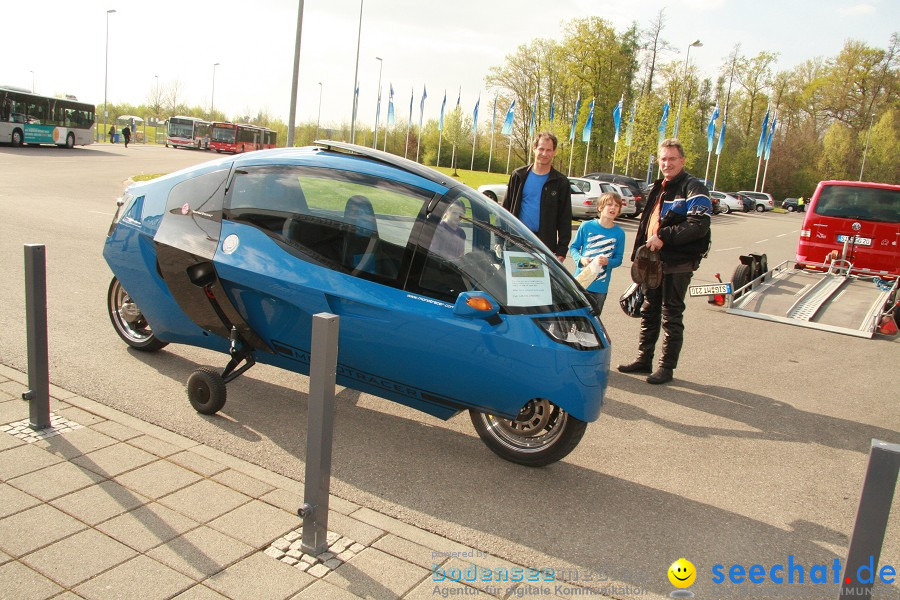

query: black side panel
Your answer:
[154,246,271,352]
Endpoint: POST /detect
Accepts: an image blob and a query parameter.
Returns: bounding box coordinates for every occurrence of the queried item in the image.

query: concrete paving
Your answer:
[0,364,604,600]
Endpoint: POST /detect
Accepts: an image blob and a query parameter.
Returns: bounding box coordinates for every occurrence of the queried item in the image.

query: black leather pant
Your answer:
[637,271,693,369]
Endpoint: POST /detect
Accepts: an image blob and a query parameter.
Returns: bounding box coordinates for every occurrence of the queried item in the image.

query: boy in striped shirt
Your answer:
[569,192,626,314]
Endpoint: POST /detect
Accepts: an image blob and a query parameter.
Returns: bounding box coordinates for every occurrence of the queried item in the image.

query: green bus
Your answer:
[0,86,95,148]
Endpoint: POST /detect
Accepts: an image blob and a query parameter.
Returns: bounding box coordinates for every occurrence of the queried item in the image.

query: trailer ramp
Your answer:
[726,261,895,338]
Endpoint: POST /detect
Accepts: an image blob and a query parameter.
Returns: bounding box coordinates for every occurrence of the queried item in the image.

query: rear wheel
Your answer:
[719,203,730,214]
[469,399,587,467]
[107,277,168,351]
[65,133,75,149]
[12,129,24,147]
[732,264,752,299]
[787,205,795,212]
[483,191,497,202]
[756,204,765,212]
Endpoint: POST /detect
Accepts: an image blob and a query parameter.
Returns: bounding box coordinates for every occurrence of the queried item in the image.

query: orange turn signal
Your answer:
[466,296,493,311]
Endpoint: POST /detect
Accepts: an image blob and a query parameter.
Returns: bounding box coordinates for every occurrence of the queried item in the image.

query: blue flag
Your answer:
[612,95,623,143]
[549,99,555,124]
[626,99,636,147]
[501,99,515,135]
[418,85,427,129]
[439,90,447,132]
[756,109,770,157]
[529,93,537,138]
[387,84,395,126]
[764,112,777,160]
[408,88,414,122]
[473,94,480,132]
[707,102,720,153]
[716,110,727,156]
[456,87,461,108]
[569,92,581,141]
[582,97,594,143]
[658,100,669,145]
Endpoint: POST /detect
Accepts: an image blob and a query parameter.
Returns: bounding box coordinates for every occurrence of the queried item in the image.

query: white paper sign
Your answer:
[504,251,552,307]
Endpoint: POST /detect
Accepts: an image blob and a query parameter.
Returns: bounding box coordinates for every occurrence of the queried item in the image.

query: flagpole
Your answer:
[506,135,512,175]
[470,129,477,171]
[713,56,737,191]
[611,140,619,175]
[754,153,764,191]
[761,153,771,193]
[568,139,575,176]
[625,150,631,176]
[404,88,412,159]
[583,140,591,176]
[704,150,712,183]
[754,104,770,191]
[488,94,497,173]
[437,133,443,167]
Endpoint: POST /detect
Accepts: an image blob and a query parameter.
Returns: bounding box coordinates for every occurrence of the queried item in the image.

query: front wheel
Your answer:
[756,204,765,212]
[12,129,23,147]
[720,203,730,214]
[65,133,75,149]
[469,400,587,467]
[107,277,168,351]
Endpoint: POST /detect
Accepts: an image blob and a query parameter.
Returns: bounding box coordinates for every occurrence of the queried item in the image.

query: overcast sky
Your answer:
[5,0,897,127]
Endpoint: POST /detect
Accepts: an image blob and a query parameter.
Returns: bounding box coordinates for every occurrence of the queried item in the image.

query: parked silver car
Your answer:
[710,190,743,214]
[477,183,507,204]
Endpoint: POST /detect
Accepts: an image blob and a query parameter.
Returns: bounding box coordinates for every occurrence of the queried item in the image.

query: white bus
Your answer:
[0,86,95,148]
[166,116,210,150]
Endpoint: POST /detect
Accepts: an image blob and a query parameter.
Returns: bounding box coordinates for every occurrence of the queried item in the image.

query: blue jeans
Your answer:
[587,291,608,315]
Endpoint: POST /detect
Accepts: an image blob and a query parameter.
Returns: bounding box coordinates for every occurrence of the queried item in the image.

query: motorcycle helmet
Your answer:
[619,282,645,318]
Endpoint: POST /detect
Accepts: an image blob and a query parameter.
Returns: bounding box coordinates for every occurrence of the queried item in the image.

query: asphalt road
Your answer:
[1,143,897,599]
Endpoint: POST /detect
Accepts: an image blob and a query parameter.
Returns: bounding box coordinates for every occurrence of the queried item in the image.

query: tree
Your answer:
[639,8,677,96]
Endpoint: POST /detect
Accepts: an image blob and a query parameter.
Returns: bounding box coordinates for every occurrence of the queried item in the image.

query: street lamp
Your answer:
[211,62,220,117]
[29,70,34,93]
[316,82,323,140]
[373,57,383,148]
[672,39,702,139]
[859,112,876,181]
[103,9,116,142]
[350,0,363,143]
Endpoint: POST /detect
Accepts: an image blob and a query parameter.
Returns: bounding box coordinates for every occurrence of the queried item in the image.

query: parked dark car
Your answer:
[584,172,646,216]
[731,193,755,213]
[782,197,806,212]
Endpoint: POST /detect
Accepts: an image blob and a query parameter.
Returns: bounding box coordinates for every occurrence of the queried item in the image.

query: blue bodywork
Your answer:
[103,144,609,423]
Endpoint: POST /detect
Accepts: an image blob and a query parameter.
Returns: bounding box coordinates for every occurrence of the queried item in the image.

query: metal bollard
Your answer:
[23,244,51,430]
[299,313,339,555]
[837,439,900,600]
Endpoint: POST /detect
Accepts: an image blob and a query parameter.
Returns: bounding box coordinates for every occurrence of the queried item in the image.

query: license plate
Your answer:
[837,234,872,246]
[689,283,732,297]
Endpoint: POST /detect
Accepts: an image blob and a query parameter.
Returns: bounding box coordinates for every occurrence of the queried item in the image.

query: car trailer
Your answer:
[721,251,899,339]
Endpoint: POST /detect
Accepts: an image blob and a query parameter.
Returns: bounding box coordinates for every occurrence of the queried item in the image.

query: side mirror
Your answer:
[453,292,500,323]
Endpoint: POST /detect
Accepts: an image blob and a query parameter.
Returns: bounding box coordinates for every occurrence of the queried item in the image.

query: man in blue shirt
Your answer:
[502,132,573,261]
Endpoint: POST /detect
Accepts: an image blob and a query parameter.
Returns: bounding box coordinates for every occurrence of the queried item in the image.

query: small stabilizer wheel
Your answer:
[187,367,227,415]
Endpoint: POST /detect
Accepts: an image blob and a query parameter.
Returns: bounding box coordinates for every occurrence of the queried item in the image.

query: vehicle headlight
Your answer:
[533,316,603,350]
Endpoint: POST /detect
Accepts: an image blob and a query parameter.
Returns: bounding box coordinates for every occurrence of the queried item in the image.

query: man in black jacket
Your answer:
[502,132,572,261]
[618,139,712,384]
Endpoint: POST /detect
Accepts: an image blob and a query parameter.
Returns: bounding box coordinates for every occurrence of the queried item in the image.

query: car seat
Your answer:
[342,195,379,273]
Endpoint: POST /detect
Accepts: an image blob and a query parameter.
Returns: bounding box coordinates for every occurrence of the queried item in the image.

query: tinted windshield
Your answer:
[409,187,589,315]
[168,121,195,138]
[814,185,899,223]
[211,127,236,143]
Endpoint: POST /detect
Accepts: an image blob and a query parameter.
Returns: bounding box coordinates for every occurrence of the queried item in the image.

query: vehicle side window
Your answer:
[225,165,431,285]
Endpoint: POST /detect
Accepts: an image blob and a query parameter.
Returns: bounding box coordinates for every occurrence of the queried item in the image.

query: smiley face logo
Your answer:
[668,558,696,588]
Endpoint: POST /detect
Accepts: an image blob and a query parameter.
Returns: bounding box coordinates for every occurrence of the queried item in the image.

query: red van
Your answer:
[797,180,900,276]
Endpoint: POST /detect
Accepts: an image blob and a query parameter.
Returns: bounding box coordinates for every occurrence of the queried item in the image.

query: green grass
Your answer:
[431,166,509,190]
